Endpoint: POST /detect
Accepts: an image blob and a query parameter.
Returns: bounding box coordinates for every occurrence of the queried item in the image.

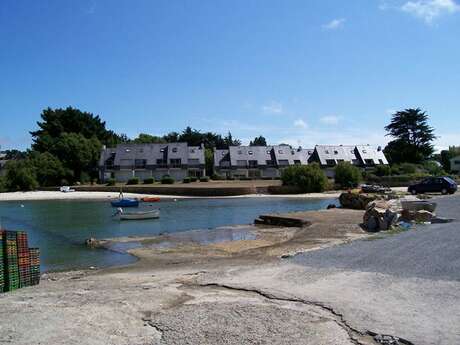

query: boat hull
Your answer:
[111,199,139,207]
[141,197,161,202]
[117,210,160,220]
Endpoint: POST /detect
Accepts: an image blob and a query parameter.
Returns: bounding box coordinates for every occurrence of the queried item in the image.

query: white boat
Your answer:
[113,209,160,221]
[60,186,76,193]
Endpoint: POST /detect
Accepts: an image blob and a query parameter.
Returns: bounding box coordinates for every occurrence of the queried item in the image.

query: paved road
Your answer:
[292,194,460,281]
[202,194,460,345]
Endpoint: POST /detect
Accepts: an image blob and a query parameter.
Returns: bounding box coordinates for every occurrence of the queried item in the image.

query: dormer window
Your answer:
[160,148,165,153]
[221,151,226,156]
[363,150,367,154]
[308,151,312,154]
[325,150,329,154]
[278,150,283,154]
[291,151,295,155]
[334,150,338,154]
[190,149,196,153]
[248,151,253,155]
[172,147,178,153]
[125,149,131,152]
[266,150,271,154]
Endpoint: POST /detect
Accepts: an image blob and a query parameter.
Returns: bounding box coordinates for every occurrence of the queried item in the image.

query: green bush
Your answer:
[106,178,116,186]
[4,160,39,191]
[211,174,225,180]
[281,163,328,193]
[143,177,155,184]
[334,162,362,188]
[374,165,391,177]
[126,177,140,185]
[0,176,7,192]
[200,176,210,182]
[190,177,198,182]
[422,161,446,176]
[183,177,191,183]
[400,163,417,174]
[161,176,175,184]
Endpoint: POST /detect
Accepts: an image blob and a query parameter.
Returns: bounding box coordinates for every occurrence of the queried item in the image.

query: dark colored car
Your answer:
[408,176,458,195]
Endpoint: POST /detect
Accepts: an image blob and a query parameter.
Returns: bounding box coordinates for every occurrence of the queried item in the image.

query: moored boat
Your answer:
[141,197,161,202]
[111,198,139,207]
[113,209,160,220]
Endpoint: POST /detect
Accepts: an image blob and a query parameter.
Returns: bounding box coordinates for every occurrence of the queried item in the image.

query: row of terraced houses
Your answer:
[98,143,388,182]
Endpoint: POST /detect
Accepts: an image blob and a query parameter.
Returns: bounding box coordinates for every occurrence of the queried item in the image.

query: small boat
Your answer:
[141,197,161,203]
[60,186,76,193]
[113,209,160,221]
[111,198,139,207]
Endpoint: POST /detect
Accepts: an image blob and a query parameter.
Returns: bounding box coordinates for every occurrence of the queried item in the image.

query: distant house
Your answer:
[309,145,388,167]
[213,145,314,179]
[450,155,460,173]
[99,143,205,182]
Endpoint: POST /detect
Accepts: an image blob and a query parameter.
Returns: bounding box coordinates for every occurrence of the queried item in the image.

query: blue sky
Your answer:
[1,0,459,151]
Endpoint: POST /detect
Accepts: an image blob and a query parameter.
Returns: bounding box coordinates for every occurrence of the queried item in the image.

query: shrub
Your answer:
[422,161,446,176]
[161,176,175,184]
[334,162,362,188]
[143,177,155,184]
[190,177,198,182]
[374,165,391,177]
[200,176,210,182]
[183,177,191,183]
[106,178,116,186]
[281,163,328,193]
[126,177,140,185]
[211,174,225,180]
[400,163,417,174]
[4,160,39,191]
[0,176,7,192]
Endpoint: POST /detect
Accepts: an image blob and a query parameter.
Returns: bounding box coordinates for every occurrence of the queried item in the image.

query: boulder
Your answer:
[363,200,401,232]
[339,192,379,210]
[85,237,99,248]
[400,209,435,223]
[400,199,437,213]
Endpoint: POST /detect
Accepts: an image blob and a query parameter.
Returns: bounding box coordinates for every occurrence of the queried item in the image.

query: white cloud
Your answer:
[322,18,346,30]
[401,0,460,23]
[294,119,308,129]
[319,115,341,125]
[262,101,283,114]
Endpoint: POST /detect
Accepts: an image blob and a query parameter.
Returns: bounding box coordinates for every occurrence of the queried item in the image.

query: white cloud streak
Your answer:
[319,115,341,125]
[401,0,460,23]
[294,119,308,129]
[322,18,346,30]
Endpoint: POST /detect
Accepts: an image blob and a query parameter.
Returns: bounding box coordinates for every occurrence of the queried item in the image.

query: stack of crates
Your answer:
[0,231,4,292]
[5,231,19,291]
[29,248,40,286]
[17,231,31,288]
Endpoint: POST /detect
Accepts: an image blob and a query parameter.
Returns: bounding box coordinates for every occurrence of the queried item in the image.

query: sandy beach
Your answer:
[0,190,343,201]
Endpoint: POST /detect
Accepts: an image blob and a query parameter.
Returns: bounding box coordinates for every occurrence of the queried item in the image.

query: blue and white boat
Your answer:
[110,198,139,207]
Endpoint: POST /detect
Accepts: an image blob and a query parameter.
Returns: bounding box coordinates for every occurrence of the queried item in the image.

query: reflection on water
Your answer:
[0,197,337,271]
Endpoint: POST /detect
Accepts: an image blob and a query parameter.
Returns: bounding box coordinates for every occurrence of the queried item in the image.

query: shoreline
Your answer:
[0,190,342,202]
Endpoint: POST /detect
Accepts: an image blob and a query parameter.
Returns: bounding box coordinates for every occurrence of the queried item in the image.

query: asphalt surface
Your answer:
[292,194,460,281]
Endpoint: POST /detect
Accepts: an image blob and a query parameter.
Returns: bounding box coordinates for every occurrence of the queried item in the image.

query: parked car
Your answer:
[408,176,458,195]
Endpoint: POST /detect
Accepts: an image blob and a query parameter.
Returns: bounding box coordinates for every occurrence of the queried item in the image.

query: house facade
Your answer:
[99,143,205,182]
[213,145,314,178]
[450,155,460,173]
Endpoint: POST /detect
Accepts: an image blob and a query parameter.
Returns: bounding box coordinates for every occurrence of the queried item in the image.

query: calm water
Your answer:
[0,197,337,271]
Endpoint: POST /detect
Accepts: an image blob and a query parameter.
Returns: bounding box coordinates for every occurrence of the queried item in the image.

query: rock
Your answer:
[431,217,455,224]
[339,192,379,210]
[326,204,336,209]
[363,200,401,232]
[85,237,99,247]
[414,210,435,222]
[400,199,437,213]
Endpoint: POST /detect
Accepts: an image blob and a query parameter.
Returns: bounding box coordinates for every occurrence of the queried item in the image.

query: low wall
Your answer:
[38,184,305,197]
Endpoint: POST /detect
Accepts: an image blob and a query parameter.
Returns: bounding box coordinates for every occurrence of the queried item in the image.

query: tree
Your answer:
[334,162,362,188]
[132,133,166,144]
[281,164,328,193]
[4,160,39,191]
[223,132,241,147]
[51,133,101,182]
[440,146,460,172]
[2,150,27,160]
[28,152,68,186]
[205,148,214,176]
[384,108,436,164]
[249,135,267,146]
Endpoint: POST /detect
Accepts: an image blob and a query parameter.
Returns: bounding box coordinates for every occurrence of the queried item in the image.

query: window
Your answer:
[365,159,375,166]
[308,151,312,154]
[334,150,338,155]
[248,151,253,155]
[190,149,196,153]
[172,148,178,153]
[120,159,133,167]
[278,159,289,166]
[248,160,257,167]
[266,160,275,166]
[337,159,344,163]
[266,150,271,154]
[188,159,200,165]
[238,150,243,155]
[325,150,329,154]
[160,148,165,153]
[237,160,247,166]
[125,149,131,152]
[326,159,335,166]
[278,150,284,154]
[291,151,295,155]
[170,158,181,168]
[362,150,367,154]
[294,160,301,165]
[156,159,167,166]
[134,159,146,169]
